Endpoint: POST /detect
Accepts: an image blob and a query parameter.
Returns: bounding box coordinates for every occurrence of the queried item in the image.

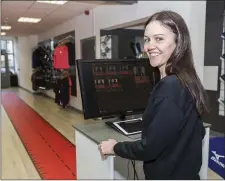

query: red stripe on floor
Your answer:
[1,92,76,180]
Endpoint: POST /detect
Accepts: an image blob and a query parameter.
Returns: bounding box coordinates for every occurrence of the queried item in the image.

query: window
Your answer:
[1,55,5,67]
[8,54,14,67]
[1,55,6,73]
[0,39,15,73]
[7,40,13,53]
[1,40,6,51]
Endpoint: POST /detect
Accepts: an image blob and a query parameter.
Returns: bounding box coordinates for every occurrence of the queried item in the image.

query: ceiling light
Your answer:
[18,17,41,23]
[1,26,11,30]
[1,32,6,36]
[37,1,67,5]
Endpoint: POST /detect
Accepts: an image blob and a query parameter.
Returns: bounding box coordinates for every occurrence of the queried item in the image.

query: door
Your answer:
[81,37,95,59]
[1,51,10,88]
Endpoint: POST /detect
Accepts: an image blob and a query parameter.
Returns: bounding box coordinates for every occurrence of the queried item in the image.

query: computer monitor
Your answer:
[76,58,160,120]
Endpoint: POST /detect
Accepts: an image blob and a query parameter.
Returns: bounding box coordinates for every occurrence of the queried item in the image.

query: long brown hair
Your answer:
[145,10,210,116]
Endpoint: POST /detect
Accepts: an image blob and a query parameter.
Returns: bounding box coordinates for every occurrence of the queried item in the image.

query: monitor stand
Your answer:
[104,113,143,136]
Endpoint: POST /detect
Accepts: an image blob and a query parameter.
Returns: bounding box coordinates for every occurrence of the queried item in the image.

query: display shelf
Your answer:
[100,35,112,59]
[219,16,225,116]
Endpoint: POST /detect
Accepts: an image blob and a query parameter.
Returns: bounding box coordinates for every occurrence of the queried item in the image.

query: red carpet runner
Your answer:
[1,92,76,180]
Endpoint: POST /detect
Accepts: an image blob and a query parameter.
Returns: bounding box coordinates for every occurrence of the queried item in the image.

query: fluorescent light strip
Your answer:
[1,32,6,36]
[37,1,67,5]
[1,26,11,30]
[18,17,41,23]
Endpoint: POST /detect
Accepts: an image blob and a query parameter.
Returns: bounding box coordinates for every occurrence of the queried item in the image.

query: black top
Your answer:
[65,42,75,66]
[113,75,206,180]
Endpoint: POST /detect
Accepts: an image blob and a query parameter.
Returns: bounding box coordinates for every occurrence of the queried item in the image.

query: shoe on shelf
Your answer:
[220,74,225,83]
[218,98,225,106]
[221,32,225,39]
[220,54,225,61]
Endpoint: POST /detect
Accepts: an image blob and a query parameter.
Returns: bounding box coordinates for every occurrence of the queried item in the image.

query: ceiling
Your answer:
[1,1,107,36]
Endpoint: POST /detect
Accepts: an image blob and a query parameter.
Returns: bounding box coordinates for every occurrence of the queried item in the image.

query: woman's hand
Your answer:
[98,139,118,159]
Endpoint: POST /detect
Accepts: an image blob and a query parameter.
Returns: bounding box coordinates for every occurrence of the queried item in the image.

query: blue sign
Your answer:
[208,136,225,179]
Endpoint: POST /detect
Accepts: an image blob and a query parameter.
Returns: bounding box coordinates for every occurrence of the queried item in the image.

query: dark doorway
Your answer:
[81,37,96,59]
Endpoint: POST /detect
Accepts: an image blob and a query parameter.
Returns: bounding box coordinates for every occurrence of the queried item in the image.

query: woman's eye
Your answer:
[144,39,149,43]
[155,37,163,41]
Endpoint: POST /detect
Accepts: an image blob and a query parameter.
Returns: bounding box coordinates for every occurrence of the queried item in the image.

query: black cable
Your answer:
[135,161,139,180]
[131,160,135,179]
[131,160,139,180]
[127,160,130,179]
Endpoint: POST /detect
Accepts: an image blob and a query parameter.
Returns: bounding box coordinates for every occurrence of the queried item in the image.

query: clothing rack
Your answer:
[52,33,77,97]
[57,35,75,45]
[31,44,54,91]
[32,44,44,51]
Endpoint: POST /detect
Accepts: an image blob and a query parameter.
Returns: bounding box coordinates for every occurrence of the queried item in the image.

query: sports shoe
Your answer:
[220,54,225,61]
[220,74,225,83]
[221,32,225,39]
[218,98,225,106]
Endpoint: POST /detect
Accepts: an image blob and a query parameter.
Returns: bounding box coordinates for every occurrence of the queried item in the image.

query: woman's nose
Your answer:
[144,43,156,52]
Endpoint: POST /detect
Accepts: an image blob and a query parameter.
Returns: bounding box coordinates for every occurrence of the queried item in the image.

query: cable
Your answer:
[127,160,130,179]
[127,159,139,180]
[132,160,135,180]
[131,160,139,180]
[131,160,135,179]
[134,161,139,180]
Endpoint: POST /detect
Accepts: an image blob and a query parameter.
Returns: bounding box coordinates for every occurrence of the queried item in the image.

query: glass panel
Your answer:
[1,55,5,61]
[8,54,14,67]
[1,40,6,51]
[1,54,6,73]
[1,55,5,67]
[6,40,13,53]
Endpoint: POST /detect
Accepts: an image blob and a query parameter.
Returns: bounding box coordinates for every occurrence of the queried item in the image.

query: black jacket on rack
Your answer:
[32,47,42,68]
[54,76,70,108]
[32,46,47,68]
[31,45,54,91]
[31,70,47,91]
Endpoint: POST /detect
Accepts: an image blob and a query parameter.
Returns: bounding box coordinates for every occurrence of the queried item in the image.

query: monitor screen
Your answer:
[77,59,160,119]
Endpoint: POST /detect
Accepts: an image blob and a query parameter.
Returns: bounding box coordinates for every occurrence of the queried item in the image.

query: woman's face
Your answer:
[144,20,176,68]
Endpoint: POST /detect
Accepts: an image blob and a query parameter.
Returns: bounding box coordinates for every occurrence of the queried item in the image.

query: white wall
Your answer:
[38,1,207,111]
[188,1,206,83]
[15,35,38,92]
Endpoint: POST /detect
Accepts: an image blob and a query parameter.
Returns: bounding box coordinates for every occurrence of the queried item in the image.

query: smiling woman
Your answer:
[99,10,210,180]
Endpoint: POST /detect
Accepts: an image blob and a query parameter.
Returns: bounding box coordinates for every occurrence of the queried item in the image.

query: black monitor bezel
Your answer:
[76,58,158,120]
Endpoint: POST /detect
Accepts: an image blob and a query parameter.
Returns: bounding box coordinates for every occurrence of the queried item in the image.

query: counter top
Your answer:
[73,121,134,144]
[73,121,211,145]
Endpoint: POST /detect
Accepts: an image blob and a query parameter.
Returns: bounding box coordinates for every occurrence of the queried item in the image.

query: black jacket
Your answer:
[113,75,205,180]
